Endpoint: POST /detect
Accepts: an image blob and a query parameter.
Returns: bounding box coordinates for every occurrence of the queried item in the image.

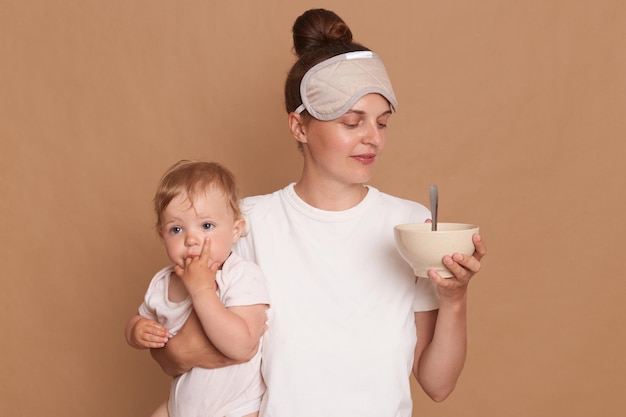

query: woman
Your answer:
[152,8,486,417]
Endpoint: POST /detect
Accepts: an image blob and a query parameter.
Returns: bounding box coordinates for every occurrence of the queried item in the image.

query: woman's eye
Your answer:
[170,226,182,234]
[202,223,215,230]
[341,116,360,128]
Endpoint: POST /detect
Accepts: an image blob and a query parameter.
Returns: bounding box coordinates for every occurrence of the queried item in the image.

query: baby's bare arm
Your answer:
[151,311,250,376]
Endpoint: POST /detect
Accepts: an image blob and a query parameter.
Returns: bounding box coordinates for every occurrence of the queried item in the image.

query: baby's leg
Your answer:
[149,401,169,417]
[240,412,258,417]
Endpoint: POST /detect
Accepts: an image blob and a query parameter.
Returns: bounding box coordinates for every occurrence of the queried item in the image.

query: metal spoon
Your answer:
[429,185,438,231]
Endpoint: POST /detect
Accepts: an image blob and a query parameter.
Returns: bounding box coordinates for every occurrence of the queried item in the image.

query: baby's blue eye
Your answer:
[170,226,182,234]
[202,223,215,230]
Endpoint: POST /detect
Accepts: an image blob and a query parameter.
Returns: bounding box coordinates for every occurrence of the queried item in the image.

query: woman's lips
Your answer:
[352,153,376,164]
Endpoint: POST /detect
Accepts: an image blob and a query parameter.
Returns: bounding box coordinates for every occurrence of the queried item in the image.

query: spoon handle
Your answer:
[429,185,438,231]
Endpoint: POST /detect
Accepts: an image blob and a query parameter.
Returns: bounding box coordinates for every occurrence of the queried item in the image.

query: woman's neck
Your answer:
[293,178,368,211]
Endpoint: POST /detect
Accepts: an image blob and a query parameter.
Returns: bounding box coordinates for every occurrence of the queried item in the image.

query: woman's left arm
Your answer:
[413,233,486,401]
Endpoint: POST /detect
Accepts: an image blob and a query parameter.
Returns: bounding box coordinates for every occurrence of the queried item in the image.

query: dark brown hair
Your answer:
[153,160,242,232]
[284,9,370,114]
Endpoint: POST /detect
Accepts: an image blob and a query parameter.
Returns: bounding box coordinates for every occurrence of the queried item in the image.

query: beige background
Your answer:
[1,1,625,416]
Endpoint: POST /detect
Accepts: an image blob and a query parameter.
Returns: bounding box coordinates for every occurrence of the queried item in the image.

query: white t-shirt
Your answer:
[138,252,270,417]
[234,184,439,417]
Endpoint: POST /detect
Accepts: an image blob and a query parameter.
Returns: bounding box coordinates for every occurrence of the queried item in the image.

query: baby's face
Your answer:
[159,188,243,269]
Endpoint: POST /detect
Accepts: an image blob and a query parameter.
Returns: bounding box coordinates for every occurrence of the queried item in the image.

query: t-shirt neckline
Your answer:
[282,182,378,222]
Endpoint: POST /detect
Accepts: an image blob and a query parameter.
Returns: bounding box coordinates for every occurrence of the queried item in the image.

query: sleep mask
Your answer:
[295,51,398,121]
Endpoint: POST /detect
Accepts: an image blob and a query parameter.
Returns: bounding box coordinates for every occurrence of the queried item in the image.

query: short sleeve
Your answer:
[138,266,173,320]
[413,277,440,312]
[218,255,270,308]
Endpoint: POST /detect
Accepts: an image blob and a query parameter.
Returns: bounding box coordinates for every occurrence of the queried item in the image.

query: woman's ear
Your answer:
[288,112,307,144]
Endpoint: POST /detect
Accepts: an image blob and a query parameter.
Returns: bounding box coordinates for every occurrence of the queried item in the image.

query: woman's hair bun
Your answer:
[292,9,353,57]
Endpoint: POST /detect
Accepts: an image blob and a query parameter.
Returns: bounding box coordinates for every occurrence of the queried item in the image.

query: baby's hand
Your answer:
[129,317,170,349]
[175,237,220,297]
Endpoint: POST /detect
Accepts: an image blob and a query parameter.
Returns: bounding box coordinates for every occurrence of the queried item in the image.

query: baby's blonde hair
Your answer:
[153,160,242,231]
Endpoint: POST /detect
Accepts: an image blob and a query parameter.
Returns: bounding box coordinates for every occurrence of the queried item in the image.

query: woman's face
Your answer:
[301,93,393,186]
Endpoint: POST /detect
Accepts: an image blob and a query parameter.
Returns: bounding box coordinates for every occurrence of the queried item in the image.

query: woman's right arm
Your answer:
[150,310,246,377]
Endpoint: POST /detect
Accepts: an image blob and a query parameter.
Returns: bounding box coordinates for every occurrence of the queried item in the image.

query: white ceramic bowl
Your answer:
[394,222,479,278]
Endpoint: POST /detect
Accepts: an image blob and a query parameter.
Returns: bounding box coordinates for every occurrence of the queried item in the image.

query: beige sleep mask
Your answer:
[295,51,398,121]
